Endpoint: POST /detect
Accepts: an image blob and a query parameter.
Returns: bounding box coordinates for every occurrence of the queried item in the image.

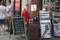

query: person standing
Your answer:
[0,1,6,35]
[6,0,14,31]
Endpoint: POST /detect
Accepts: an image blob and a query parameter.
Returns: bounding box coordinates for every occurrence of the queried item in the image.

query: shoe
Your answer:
[6,29,9,32]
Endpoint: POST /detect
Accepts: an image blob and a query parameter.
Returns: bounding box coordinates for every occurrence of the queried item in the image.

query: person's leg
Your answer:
[6,17,9,31]
[0,20,2,30]
[1,19,6,35]
[2,25,5,35]
[6,17,11,31]
[0,19,3,35]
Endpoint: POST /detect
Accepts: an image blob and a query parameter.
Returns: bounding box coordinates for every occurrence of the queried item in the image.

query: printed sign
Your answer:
[41,23,51,38]
[31,5,37,11]
[39,11,51,38]
[53,16,60,36]
[54,23,60,36]
[15,0,20,11]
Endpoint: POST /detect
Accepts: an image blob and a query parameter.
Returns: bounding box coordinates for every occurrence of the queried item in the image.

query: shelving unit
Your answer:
[50,0,60,36]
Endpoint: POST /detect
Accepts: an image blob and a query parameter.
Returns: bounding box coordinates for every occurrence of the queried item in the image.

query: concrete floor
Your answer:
[0,32,27,40]
[0,26,27,40]
[0,25,60,40]
[41,38,60,40]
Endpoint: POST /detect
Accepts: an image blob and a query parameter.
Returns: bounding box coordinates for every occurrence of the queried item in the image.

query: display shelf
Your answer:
[50,0,60,36]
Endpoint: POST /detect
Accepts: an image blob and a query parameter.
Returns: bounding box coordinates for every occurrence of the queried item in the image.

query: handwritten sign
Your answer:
[12,17,25,35]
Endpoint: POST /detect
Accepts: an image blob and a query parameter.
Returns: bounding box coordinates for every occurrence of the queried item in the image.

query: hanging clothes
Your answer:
[22,9,29,23]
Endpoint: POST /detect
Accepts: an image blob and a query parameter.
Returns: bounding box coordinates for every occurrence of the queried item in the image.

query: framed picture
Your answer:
[43,0,50,6]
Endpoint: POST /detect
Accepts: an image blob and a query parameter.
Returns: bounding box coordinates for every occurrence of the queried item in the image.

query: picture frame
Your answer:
[43,0,50,6]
